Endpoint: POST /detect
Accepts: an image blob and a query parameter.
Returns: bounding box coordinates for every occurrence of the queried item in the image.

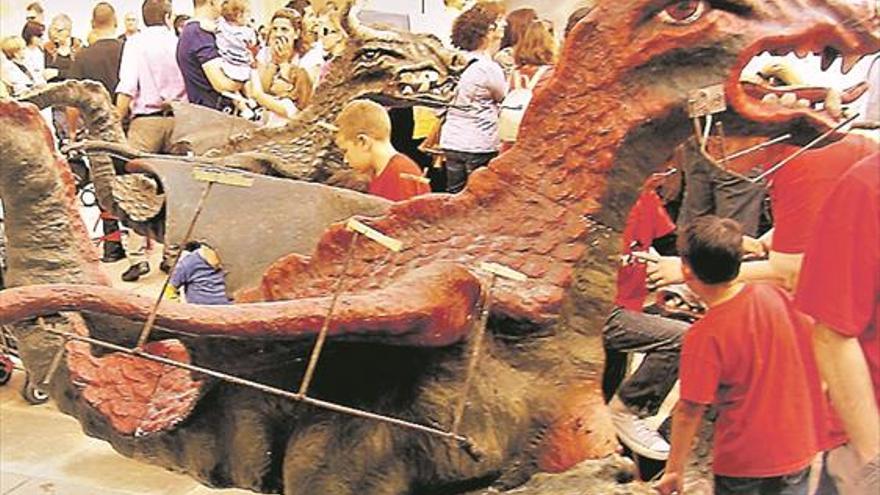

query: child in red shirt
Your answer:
[335,99,430,202]
[603,176,686,461]
[655,216,820,495]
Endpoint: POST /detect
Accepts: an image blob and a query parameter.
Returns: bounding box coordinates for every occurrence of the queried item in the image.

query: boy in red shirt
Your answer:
[335,100,430,202]
[603,175,688,461]
[655,216,820,495]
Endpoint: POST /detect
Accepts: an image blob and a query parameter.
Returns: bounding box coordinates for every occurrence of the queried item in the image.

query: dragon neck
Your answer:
[22,81,125,216]
[0,102,108,287]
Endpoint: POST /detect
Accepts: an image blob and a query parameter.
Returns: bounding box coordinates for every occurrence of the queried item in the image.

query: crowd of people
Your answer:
[0,2,878,494]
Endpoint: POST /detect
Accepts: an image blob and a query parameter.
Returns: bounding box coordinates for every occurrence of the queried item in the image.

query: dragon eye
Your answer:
[360,49,381,61]
[658,1,706,25]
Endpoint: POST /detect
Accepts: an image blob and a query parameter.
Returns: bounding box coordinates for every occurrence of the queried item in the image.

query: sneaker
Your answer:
[611,408,670,461]
[121,261,150,282]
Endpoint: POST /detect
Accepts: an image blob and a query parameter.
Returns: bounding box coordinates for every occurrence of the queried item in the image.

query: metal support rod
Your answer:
[723,133,792,162]
[297,232,360,397]
[44,327,471,444]
[451,274,496,434]
[38,316,67,386]
[751,113,859,183]
[702,114,713,144]
[135,182,215,349]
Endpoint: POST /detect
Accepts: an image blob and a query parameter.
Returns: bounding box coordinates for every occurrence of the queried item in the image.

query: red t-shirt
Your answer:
[680,283,820,477]
[369,154,430,202]
[614,189,676,310]
[796,153,880,412]
[768,134,876,253]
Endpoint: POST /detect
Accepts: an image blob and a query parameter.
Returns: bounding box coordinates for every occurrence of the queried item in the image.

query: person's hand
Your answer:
[271,35,294,64]
[742,235,768,260]
[653,471,684,495]
[645,255,685,289]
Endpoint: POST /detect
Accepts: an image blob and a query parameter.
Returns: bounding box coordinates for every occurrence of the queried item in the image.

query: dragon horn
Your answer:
[340,0,400,42]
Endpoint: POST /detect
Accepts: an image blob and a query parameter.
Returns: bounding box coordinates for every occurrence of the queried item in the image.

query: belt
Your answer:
[133,109,174,119]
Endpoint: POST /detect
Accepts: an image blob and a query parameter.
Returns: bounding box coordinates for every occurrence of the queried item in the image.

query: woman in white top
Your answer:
[20,21,54,83]
[250,8,314,126]
[1,36,46,97]
[439,3,507,193]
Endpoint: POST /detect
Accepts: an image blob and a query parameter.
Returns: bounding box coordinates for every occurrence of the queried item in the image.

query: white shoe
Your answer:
[611,408,670,460]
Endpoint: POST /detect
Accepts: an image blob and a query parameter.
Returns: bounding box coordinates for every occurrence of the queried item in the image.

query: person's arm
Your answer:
[115,93,132,120]
[646,256,787,290]
[246,71,295,120]
[735,259,789,285]
[258,60,279,91]
[814,322,880,463]
[654,400,707,495]
[202,59,242,93]
[190,29,242,94]
[115,39,137,119]
[258,35,292,90]
[486,63,507,102]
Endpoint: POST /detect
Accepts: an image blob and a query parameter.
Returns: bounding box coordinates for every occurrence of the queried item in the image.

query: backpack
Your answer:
[498,66,550,143]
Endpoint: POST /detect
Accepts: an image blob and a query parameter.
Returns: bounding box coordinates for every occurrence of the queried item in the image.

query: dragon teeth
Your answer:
[820,46,839,72]
[780,92,798,108]
[840,54,862,74]
[825,88,843,118]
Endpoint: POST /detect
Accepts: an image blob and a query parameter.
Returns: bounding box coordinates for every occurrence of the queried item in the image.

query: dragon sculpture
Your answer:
[1,1,878,494]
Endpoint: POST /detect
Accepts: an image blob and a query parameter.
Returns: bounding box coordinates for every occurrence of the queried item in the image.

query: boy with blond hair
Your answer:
[335,100,430,201]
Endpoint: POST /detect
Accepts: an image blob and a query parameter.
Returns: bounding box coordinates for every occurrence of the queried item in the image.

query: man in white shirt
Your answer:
[114,0,186,283]
[115,0,186,154]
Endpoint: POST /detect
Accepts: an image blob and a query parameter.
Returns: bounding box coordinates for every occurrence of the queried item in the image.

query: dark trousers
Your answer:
[678,139,766,236]
[444,150,497,193]
[602,307,689,417]
[715,467,811,495]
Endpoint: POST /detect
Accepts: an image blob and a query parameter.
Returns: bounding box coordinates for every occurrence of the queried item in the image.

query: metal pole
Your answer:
[297,232,360,397]
[751,113,859,183]
[36,316,68,387]
[451,274,496,434]
[135,181,215,349]
[45,327,471,444]
[723,133,792,163]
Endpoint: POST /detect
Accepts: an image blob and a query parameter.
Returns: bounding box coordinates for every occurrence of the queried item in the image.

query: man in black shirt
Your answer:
[70,2,123,104]
[69,2,127,263]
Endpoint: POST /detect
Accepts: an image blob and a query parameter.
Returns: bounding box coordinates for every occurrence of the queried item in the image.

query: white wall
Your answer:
[0,0,292,40]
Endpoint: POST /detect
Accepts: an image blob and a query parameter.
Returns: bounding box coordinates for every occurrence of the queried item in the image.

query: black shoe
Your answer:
[100,247,126,263]
[121,261,150,282]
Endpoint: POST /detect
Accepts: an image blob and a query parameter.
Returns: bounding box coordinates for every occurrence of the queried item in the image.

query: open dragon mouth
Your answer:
[394,68,456,104]
[730,31,877,131]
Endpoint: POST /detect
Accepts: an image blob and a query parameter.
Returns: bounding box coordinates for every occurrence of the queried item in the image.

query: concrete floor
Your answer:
[0,370,259,495]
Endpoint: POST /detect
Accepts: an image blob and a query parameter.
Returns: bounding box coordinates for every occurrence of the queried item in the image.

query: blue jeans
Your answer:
[715,467,811,495]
